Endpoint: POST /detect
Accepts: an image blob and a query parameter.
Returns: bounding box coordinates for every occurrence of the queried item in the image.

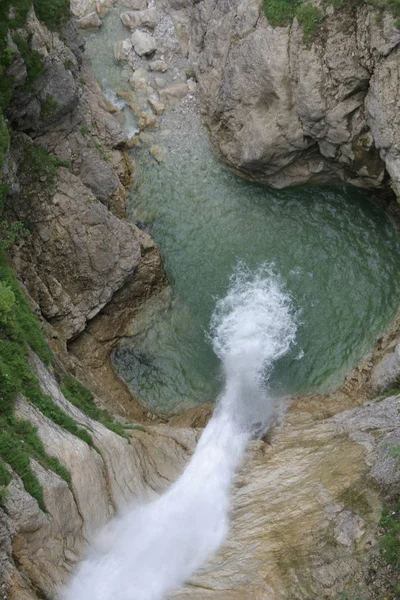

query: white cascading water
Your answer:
[62,264,296,600]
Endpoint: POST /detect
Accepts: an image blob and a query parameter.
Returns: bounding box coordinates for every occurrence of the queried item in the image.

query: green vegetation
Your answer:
[0,220,30,250]
[20,141,68,185]
[0,114,9,170]
[81,125,90,135]
[0,254,97,510]
[296,4,324,42]
[380,504,400,568]
[12,34,44,88]
[263,0,400,42]
[41,93,59,117]
[33,0,70,31]
[60,375,130,439]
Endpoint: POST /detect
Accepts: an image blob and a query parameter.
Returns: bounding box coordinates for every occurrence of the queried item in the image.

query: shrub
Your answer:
[33,0,70,31]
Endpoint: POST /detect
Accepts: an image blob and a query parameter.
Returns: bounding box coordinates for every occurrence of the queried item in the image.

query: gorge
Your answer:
[1,0,400,599]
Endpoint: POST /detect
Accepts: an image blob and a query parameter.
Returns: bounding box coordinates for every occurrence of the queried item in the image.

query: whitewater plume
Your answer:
[62,264,296,600]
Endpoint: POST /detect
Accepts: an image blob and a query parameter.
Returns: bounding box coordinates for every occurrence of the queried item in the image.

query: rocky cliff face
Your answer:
[179,0,400,197]
[2,6,166,419]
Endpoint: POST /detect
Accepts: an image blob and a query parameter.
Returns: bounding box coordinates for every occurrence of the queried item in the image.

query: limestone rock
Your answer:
[159,82,188,104]
[148,98,165,115]
[70,0,96,17]
[186,0,399,192]
[138,111,158,129]
[120,8,159,30]
[116,0,147,9]
[76,11,102,28]
[11,168,142,340]
[149,59,168,72]
[131,30,157,56]
[369,343,400,394]
[113,39,133,63]
[149,144,167,163]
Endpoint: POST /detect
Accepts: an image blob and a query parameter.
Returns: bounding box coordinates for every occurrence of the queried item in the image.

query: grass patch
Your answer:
[380,503,400,568]
[0,253,98,509]
[296,4,324,42]
[60,375,130,439]
[41,94,59,117]
[263,0,400,41]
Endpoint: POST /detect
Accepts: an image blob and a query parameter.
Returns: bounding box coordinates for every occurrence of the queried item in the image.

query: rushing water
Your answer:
[113,108,400,414]
[83,10,400,416]
[63,269,296,600]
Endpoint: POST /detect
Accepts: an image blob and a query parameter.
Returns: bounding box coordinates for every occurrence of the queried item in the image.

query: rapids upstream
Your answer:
[63,267,296,600]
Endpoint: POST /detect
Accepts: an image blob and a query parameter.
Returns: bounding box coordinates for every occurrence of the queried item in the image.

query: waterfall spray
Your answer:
[63,264,296,600]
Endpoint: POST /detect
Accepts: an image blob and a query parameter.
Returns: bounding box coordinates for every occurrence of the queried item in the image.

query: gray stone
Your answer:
[370,343,400,394]
[159,82,188,104]
[149,59,168,72]
[148,98,165,115]
[76,11,102,28]
[113,39,133,63]
[120,8,159,30]
[131,30,157,56]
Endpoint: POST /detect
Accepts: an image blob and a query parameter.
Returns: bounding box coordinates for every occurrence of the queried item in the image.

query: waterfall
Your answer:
[62,264,296,600]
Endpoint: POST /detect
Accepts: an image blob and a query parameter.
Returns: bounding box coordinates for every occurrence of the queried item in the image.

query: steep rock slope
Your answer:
[1,6,166,418]
[178,0,400,195]
[1,353,197,599]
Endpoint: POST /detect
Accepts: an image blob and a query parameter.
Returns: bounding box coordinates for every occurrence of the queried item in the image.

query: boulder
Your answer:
[113,39,133,63]
[149,59,168,72]
[116,0,147,9]
[370,343,400,394]
[138,111,158,130]
[159,82,188,104]
[131,30,157,56]
[76,11,102,28]
[70,0,96,17]
[148,98,165,115]
[120,8,159,30]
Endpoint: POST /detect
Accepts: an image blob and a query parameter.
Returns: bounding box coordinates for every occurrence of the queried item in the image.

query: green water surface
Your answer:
[83,15,400,415]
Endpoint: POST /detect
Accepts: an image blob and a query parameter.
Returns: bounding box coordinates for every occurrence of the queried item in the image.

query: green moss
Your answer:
[41,94,58,117]
[12,33,44,87]
[0,458,11,486]
[0,113,9,170]
[380,504,400,568]
[296,4,323,42]
[0,253,93,508]
[21,142,67,185]
[61,375,130,439]
[0,429,46,510]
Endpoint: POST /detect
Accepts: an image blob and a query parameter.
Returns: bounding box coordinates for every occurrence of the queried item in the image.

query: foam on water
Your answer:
[62,265,296,600]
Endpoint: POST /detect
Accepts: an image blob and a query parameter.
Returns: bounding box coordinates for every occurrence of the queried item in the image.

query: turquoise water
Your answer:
[82,13,400,415]
[111,111,400,414]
